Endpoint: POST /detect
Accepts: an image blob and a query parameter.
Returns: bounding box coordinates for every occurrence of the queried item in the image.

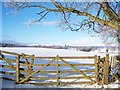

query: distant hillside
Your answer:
[2,40,18,44]
[0,43,27,47]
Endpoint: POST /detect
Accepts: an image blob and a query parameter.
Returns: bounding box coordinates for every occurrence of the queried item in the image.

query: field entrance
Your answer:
[0,50,109,86]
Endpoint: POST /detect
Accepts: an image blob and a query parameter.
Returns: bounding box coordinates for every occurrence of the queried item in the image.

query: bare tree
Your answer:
[4,0,120,44]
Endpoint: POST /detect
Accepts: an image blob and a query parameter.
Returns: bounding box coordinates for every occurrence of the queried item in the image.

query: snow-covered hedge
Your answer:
[111,55,120,81]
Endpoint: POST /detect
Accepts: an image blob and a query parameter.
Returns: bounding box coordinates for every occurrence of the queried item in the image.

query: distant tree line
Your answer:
[0,43,101,51]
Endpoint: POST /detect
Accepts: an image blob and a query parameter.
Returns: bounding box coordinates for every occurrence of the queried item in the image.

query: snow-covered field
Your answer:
[0,47,119,88]
[0,47,119,57]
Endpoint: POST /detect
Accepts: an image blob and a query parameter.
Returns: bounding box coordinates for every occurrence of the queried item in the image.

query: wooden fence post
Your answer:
[113,56,117,67]
[98,57,105,85]
[30,55,34,74]
[97,56,101,84]
[94,55,98,84]
[16,55,20,83]
[103,54,109,85]
[56,55,59,86]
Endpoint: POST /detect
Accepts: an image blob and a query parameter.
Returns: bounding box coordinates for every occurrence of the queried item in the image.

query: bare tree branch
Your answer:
[99,2,120,24]
[4,1,120,44]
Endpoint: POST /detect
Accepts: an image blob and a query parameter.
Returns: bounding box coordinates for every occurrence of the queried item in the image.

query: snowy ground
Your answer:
[0,47,119,57]
[0,47,119,88]
[1,79,119,88]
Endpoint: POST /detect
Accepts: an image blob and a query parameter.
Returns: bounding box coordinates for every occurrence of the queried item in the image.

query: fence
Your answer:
[0,50,110,86]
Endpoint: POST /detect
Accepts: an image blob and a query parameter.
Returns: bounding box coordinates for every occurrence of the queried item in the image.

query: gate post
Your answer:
[97,56,105,85]
[97,56,101,84]
[16,55,20,83]
[103,54,109,85]
[56,55,59,86]
[95,55,98,84]
[30,55,34,74]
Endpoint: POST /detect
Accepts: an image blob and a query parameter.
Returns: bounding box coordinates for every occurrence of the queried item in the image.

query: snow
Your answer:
[93,47,119,54]
[0,47,119,88]
[0,47,119,57]
[0,47,107,57]
[1,79,119,88]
